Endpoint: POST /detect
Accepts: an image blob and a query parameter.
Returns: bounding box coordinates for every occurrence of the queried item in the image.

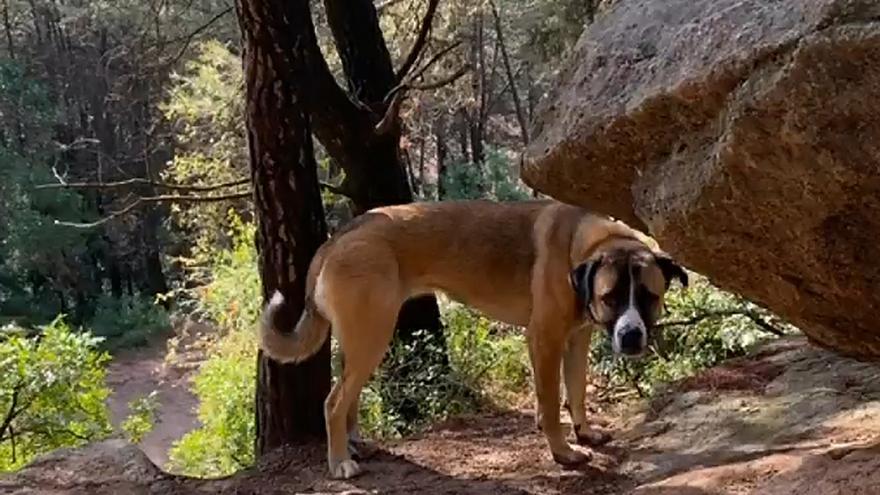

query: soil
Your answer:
[104,342,200,467]
[4,336,880,495]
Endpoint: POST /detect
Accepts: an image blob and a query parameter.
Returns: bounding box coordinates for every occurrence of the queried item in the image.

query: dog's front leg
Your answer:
[528,322,591,466]
[563,326,611,447]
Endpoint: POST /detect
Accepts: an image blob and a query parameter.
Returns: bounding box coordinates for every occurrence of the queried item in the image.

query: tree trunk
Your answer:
[2,0,13,59]
[490,1,529,147]
[236,0,331,456]
[320,0,448,423]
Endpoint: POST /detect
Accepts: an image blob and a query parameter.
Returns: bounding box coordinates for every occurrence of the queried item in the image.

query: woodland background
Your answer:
[0,0,795,476]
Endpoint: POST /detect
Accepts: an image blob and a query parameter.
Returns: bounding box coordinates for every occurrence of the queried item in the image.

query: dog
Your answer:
[259,199,688,479]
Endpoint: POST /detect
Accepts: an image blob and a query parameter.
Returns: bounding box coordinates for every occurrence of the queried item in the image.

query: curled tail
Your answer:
[259,290,330,363]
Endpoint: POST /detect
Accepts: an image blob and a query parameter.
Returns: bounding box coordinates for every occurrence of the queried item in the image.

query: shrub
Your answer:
[440,146,532,201]
[165,217,258,477]
[121,391,160,444]
[0,318,112,472]
[87,294,171,350]
[590,272,793,397]
[166,327,256,477]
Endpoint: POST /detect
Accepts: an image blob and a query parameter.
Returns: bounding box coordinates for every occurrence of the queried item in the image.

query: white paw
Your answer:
[330,459,362,479]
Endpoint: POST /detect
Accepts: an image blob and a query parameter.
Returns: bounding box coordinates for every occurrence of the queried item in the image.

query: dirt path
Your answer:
[5,337,880,495]
[105,342,199,467]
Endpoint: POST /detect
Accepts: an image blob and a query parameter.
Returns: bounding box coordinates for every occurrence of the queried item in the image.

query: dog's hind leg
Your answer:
[563,326,610,447]
[322,266,401,479]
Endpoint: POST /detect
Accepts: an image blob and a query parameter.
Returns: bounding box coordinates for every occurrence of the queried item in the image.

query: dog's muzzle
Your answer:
[612,307,647,357]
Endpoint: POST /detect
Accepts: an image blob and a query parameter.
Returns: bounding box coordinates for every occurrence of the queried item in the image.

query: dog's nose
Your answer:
[619,328,644,355]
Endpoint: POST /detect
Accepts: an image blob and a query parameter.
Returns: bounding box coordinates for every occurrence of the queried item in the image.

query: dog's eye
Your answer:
[600,293,616,307]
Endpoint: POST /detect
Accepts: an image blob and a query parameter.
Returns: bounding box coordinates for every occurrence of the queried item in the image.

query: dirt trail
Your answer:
[105,341,199,467]
[5,337,880,495]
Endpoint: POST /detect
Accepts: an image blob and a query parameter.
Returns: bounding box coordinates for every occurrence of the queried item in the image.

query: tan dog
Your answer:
[259,199,687,479]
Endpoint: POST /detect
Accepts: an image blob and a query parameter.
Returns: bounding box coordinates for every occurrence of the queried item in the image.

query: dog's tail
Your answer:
[259,290,330,363]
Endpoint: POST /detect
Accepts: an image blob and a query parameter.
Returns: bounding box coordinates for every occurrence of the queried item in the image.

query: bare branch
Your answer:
[411,40,463,81]
[409,65,469,91]
[375,87,409,135]
[169,7,234,65]
[54,191,252,229]
[319,181,352,198]
[36,177,249,193]
[490,0,529,145]
[376,65,469,135]
[395,0,441,82]
[376,0,405,13]
[0,382,22,442]
[657,309,785,337]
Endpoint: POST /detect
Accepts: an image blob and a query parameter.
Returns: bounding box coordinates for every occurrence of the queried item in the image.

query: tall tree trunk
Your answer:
[2,0,13,59]
[435,118,448,199]
[490,1,529,147]
[236,0,331,455]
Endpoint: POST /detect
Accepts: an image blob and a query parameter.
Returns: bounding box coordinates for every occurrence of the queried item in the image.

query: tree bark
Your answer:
[2,0,13,59]
[236,0,331,455]
[490,1,529,146]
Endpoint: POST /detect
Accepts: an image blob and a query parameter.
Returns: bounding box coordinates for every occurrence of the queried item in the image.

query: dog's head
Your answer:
[570,241,687,358]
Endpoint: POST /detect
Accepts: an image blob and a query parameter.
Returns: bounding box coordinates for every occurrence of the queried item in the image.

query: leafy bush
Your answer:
[590,272,793,397]
[121,391,160,444]
[165,218,258,477]
[441,146,532,201]
[442,300,531,403]
[87,294,171,350]
[167,327,256,477]
[0,318,112,472]
[360,299,532,438]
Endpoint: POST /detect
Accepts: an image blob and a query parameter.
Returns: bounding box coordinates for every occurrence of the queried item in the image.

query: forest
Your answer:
[0,0,797,478]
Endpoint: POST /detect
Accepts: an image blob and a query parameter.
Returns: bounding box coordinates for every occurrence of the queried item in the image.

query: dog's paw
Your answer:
[329,459,362,479]
[551,446,592,467]
[574,424,612,447]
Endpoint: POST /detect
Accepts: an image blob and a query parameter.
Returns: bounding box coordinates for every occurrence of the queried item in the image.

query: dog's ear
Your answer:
[654,252,688,289]
[570,259,601,303]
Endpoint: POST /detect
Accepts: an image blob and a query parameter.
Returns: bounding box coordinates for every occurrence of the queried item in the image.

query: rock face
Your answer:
[522,0,880,358]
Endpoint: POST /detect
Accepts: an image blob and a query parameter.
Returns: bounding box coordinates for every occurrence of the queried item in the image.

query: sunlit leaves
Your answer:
[0,318,112,472]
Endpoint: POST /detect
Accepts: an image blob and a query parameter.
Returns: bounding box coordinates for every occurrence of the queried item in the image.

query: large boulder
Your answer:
[522,0,880,358]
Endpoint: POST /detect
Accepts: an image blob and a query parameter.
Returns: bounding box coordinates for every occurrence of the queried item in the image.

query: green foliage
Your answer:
[0,61,97,325]
[167,327,256,477]
[161,40,250,260]
[87,295,171,350]
[165,218,258,477]
[441,147,531,201]
[0,318,112,472]
[590,273,792,397]
[359,299,531,438]
[443,300,531,401]
[121,391,160,444]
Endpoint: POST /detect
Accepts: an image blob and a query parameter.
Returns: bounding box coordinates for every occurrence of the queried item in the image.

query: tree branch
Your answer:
[376,65,469,135]
[395,0,441,82]
[375,87,409,135]
[0,382,22,443]
[490,0,529,145]
[54,191,252,229]
[657,309,785,337]
[169,7,234,65]
[411,40,462,81]
[36,177,249,192]
[319,181,352,198]
[376,0,405,13]
[409,65,469,91]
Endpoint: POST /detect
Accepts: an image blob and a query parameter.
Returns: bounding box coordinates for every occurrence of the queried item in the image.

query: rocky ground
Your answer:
[3,336,880,495]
